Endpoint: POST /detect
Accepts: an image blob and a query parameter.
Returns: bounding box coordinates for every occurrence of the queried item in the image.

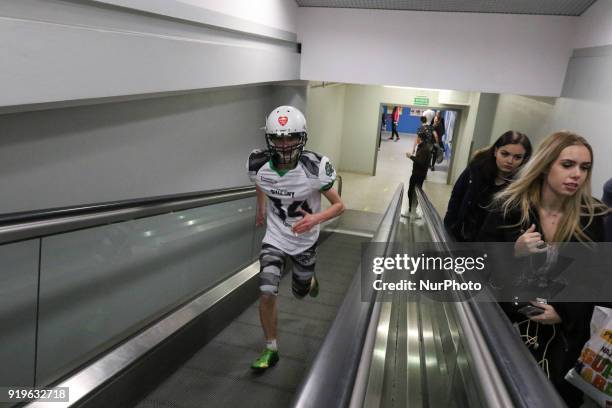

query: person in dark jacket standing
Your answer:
[430,111,446,171]
[478,131,608,407]
[389,106,400,141]
[444,130,532,241]
[378,112,386,150]
[405,116,434,217]
[603,178,612,240]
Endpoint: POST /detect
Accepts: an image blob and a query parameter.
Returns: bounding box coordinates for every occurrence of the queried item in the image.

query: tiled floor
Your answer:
[336,131,453,218]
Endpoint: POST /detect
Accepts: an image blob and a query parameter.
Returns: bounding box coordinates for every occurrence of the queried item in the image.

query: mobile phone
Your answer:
[517,304,545,317]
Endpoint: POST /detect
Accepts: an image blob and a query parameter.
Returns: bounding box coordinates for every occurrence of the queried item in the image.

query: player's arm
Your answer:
[255,185,266,226]
[320,188,344,223]
[292,188,344,234]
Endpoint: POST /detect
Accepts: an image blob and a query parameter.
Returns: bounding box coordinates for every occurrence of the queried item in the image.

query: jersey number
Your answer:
[269,197,312,221]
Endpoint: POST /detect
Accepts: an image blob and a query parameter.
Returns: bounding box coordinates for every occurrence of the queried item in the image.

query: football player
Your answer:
[247,105,344,370]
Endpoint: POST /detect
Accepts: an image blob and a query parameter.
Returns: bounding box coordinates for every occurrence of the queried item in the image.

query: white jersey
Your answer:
[247,149,337,255]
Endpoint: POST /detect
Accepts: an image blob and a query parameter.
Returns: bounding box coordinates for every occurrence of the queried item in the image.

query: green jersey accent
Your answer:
[320,181,335,191]
[268,159,290,177]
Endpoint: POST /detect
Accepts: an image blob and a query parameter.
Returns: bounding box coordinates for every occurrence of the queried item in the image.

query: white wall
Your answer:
[340,86,444,174]
[574,0,612,49]
[450,93,481,184]
[482,60,611,198]
[489,95,556,146]
[559,0,612,197]
[176,0,298,33]
[471,93,499,152]
[0,0,299,110]
[306,84,347,166]
[0,84,301,214]
[335,85,483,175]
[305,83,482,183]
[546,47,612,198]
[297,7,576,97]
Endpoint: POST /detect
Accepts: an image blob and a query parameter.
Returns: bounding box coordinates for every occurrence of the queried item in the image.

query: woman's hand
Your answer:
[528,302,562,325]
[514,224,547,257]
[292,209,321,234]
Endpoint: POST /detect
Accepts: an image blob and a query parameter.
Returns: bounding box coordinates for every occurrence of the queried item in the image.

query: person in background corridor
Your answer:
[405,116,434,218]
[378,111,386,150]
[389,106,400,141]
[430,111,446,171]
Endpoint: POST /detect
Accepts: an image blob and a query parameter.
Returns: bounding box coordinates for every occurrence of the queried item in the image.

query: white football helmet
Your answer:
[423,109,436,124]
[265,105,308,166]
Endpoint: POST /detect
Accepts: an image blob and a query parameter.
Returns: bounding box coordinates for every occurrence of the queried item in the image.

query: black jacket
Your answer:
[604,178,612,240]
[444,162,506,241]
[478,205,605,243]
[478,205,607,407]
[410,141,432,178]
[430,117,446,137]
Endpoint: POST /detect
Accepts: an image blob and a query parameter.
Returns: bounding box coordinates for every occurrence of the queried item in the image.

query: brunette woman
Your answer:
[444,130,532,241]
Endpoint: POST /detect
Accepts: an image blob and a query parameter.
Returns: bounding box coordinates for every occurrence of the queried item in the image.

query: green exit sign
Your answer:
[413,96,429,106]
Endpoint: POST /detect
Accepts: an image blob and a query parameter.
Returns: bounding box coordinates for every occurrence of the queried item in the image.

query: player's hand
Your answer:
[292,209,320,234]
[514,224,547,257]
[528,301,561,325]
[255,209,265,226]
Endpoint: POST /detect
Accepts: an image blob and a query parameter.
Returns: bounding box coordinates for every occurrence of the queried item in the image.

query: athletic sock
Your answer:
[266,339,278,351]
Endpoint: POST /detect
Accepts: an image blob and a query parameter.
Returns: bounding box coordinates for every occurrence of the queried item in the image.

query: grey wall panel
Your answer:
[471,93,499,152]
[0,0,297,54]
[298,8,575,97]
[546,46,612,198]
[90,0,297,41]
[36,198,256,386]
[0,85,283,214]
[0,0,300,108]
[270,84,309,113]
[0,239,39,387]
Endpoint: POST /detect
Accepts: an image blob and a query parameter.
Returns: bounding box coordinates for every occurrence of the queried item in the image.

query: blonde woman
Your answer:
[478,131,608,407]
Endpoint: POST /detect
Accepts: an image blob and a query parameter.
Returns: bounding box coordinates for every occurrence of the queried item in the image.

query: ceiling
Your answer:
[294,0,598,16]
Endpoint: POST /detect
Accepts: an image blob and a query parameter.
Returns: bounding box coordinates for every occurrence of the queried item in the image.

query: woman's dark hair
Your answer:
[420,116,427,124]
[471,130,532,181]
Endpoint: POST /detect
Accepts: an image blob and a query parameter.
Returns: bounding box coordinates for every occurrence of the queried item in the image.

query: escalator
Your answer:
[134,230,371,408]
[292,187,565,408]
[0,181,390,408]
[0,183,566,408]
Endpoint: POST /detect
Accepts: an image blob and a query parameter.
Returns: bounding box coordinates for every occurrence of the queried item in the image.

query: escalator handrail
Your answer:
[292,184,403,408]
[0,174,345,246]
[0,186,256,245]
[415,186,566,408]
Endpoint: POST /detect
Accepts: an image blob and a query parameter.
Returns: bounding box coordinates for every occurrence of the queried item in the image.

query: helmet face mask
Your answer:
[264,106,308,167]
[266,132,307,166]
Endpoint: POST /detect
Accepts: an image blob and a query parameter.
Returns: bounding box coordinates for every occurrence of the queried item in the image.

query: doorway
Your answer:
[374,103,459,185]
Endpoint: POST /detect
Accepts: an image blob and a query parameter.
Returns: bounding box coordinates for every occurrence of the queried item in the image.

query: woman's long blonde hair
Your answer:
[495,131,607,242]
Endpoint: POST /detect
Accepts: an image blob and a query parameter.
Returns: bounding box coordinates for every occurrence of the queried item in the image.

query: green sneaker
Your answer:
[251,348,279,370]
[309,276,319,298]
